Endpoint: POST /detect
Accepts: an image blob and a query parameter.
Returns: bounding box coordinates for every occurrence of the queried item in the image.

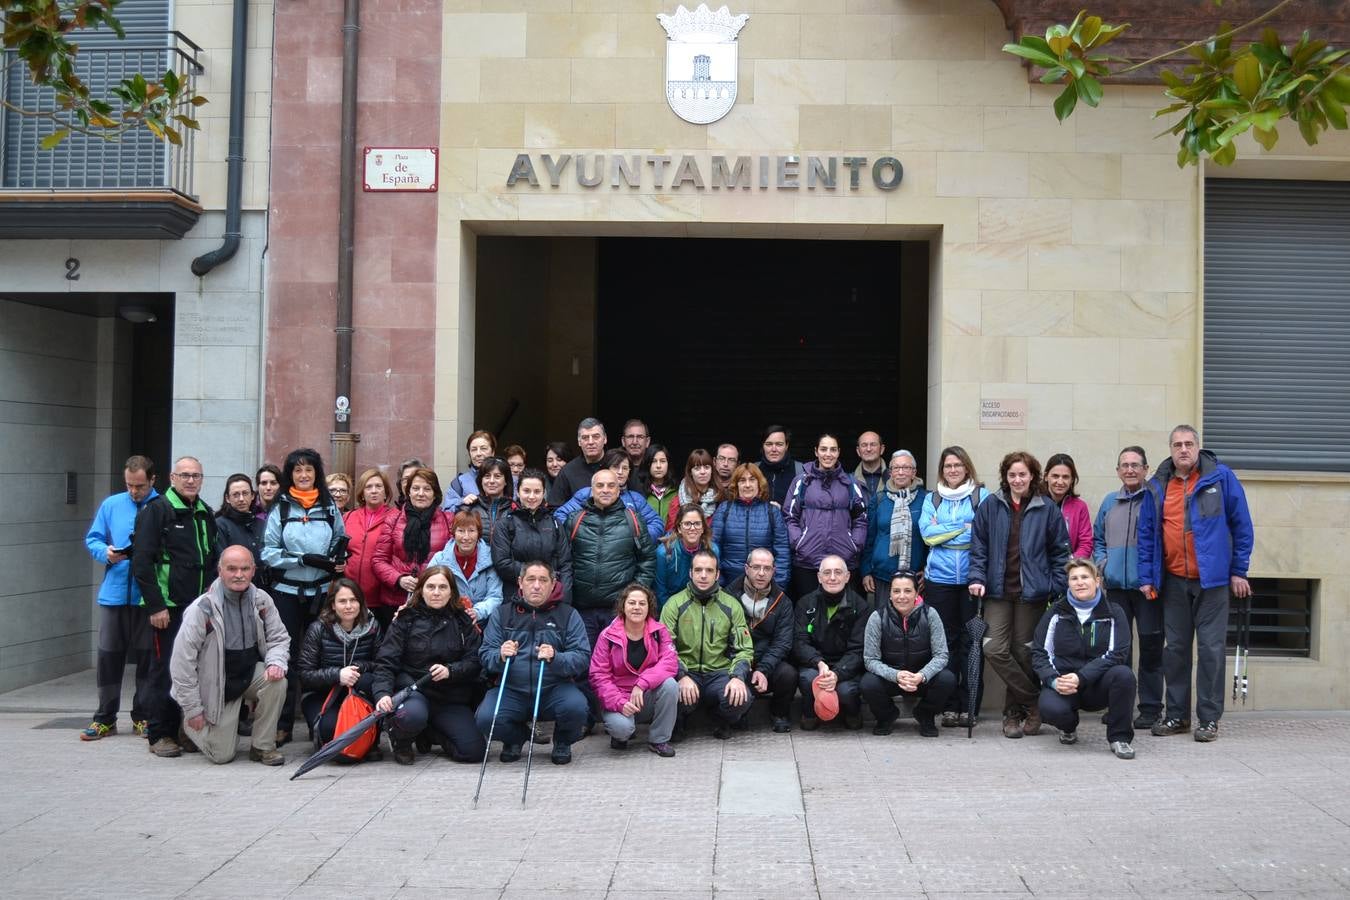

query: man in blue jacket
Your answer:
[1092,446,1162,729]
[1138,426,1253,743]
[81,456,158,741]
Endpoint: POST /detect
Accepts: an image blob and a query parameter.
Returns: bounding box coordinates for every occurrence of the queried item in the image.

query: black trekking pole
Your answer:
[521,657,548,808]
[472,655,512,808]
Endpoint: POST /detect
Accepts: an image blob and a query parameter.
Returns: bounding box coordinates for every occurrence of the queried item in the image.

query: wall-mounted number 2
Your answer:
[65,258,81,281]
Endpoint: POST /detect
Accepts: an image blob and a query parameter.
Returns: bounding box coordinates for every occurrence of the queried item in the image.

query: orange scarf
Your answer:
[289,487,320,509]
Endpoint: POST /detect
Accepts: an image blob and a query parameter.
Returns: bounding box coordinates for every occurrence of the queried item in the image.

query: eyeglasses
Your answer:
[679,521,703,529]
[892,464,916,471]
[1117,463,1145,470]
[173,472,203,481]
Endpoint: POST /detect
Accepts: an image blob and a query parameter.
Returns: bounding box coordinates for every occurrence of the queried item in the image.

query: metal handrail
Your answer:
[0,31,203,198]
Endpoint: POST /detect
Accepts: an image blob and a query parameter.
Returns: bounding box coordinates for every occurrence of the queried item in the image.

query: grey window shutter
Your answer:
[3,0,171,189]
[1203,178,1350,472]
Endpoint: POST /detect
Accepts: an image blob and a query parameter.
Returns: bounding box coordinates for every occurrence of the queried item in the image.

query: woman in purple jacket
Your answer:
[782,433,868,600]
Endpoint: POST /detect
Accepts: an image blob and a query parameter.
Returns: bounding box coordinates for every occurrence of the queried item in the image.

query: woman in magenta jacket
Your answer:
[372,467,453,613]
[589,583,680,757]
[1043,453,1094,558]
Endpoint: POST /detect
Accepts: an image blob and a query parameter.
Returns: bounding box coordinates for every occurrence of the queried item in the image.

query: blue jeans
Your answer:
[475,682,588,748]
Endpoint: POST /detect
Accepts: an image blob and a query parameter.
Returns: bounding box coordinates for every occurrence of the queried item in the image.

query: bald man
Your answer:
[170,546,291,765]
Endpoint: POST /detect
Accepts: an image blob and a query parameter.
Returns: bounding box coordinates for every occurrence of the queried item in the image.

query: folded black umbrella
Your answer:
[290,672,433,780]
[964,598,987,739]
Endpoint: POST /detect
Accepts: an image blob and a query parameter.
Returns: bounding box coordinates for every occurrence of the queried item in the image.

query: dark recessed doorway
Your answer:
[596,237,926,469]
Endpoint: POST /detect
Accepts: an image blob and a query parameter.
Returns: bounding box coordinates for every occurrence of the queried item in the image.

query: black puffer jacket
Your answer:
[216,508,272,588]
[792,586,870,680]
[727,575,794,676]
[372,604,482,706]
[298,618,382,692]
[491,505,574,601]
[565,499,657,610]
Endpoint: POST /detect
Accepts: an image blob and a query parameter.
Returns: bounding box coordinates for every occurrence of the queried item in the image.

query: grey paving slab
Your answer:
[5,670,1350,899]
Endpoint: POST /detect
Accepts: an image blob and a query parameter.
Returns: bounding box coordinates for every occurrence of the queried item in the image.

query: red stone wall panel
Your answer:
[266,0,442,474]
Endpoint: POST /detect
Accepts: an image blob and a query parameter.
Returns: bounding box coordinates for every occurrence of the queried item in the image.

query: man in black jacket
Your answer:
[133,456,221,758]
[728,548,796,733]
[793,554,870,730]
[547,416,608,506]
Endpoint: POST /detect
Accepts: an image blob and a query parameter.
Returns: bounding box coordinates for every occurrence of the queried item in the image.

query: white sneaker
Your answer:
[1110,740,1136,760]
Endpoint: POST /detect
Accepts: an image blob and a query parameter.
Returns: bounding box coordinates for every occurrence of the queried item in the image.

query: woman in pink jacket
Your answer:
[589,583,680,758]
[1044,453,1094,558]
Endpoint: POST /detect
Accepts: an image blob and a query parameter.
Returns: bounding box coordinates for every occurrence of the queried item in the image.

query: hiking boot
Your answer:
[609,737,629,751]
[648,741,676,758]
[499,743,522,763]
[275,730,291,748]
[712,724,732,740]
[393,742,415,765]
[1151,717,1191,737]
[1194,721,1219,742]
[249,747,285,767]
[1021,705,1042,736]
[550,742,572,765]
[872,717,896,736]
[843,713,863,730]
[917,715,939,738]
[772,716,792,734]
[1002,713,1024,739]
[1059,730,1078,745]
[178,730,200,754]
[149,737,182,758]
[133,720,149,738]
[958,712,976,729]
[1133,712,1160,730]
[940,711,960,728]
[80,722,116,741]
[799,714,820,731]
[1111,740,1136,760]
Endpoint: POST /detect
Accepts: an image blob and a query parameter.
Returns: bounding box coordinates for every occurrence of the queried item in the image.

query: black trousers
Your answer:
[1038,664,1137,744]
[680,672,753,724]
[1161,575,1229,723]
[145,607,184,743]
[753,659,799,718]
[923,582,971,714]
[1109,587,1164,718]
[271,590,311,734]
[860,668,958,724]
[93,605,151,725]
[391,693,485,762]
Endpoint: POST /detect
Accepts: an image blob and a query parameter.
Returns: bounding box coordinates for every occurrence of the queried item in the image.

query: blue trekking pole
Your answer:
[473,654,511,808]
[521,657,548,808]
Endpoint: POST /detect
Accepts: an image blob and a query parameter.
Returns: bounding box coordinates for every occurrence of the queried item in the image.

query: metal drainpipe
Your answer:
[190,0,247,276]
[331,0,361,478]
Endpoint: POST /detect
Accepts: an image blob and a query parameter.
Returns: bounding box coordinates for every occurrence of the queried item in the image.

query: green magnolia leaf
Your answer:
[1321,93,1348,130]
[1216,115,1254,146]
[1233,53,1262,101]
[40,129,71,150]
[1048,34,1074,56]
[1076,74,1104,107]
[1251,43,1286,68]
[172,114,200,130]
[1261,27,1281,52]
[1252,125,1279,150]
[1003,42,1061,69]
[1251,108,1280,130]
[1054,82,1078,121]
[1082,15,1102,46]
[1212,141,1238,165]
[162,68,179,96]
[1065,56,1086,79]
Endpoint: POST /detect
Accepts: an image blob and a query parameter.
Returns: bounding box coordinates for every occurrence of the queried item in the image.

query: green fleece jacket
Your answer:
[659,586,754,681]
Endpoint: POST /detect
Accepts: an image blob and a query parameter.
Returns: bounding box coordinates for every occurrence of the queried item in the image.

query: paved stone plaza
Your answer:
[2,670,1348,899]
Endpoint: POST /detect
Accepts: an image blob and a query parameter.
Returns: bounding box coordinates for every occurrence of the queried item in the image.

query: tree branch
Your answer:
[1114,0,1302,76]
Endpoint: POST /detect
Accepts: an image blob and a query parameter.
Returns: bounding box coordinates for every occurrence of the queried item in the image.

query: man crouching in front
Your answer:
[170,545,291,765]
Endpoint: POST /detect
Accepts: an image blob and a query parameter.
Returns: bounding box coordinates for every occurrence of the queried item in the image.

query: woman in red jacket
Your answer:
[343,468,396,629]
[588,583,679,757]
[372,467,453,614]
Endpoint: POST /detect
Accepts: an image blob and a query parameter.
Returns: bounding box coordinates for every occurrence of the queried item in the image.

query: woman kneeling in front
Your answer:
[1031,557,1137,760]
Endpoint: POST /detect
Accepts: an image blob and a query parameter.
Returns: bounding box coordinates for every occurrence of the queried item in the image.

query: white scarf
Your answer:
[936,479,977,503]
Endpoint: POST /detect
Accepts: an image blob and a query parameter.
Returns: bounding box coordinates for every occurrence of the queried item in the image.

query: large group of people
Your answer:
[80,418,1253,767]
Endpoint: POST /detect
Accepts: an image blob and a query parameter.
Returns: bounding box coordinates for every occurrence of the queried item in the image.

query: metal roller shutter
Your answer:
[1203,178,1350,472]
[2,0,170,189]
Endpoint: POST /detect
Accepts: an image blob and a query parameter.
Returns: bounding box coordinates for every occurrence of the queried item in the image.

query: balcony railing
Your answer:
[1,31,203,199]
